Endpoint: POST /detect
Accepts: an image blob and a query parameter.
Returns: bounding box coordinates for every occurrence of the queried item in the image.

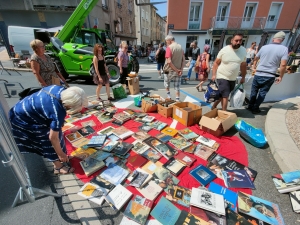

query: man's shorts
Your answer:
[157,62,164,70]
[164,70,181,91]
[246,58,252,64]
[217,78,235,98]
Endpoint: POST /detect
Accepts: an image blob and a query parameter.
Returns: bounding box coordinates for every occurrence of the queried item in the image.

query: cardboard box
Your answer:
[157,100,176,118]
[199,109,237,136]
[172,102,202,126]
[141,99,158,113]
[127,77,140,95]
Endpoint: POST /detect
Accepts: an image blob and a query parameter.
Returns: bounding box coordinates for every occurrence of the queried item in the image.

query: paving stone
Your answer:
[265,118,289,134]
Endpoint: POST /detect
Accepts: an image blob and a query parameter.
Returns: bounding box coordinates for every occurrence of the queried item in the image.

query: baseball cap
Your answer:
[273,31,285,39]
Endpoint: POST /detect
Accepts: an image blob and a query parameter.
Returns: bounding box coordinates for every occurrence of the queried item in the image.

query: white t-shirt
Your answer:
[216,45,246,81]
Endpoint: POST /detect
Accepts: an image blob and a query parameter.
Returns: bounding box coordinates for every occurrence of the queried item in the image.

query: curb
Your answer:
[265,97,300,173]
[3,66,32,72]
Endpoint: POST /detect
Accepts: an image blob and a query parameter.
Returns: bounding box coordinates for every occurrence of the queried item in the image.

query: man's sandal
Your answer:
[54,165,75,175]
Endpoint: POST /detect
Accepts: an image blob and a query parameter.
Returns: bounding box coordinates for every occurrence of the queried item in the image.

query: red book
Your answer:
[127,154,148,170]
[174,151,196,167]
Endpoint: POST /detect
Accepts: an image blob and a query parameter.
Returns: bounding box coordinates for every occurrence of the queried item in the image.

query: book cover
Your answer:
[150,196,181,225]
[137,180,163,201]
[113,142,134,156]
[184,144,197,154]
[80,157,105,176]
[129,171,149,188]
[226,208,253,225]
[169,136,192,151]
[100,163,129,185]
[98,126,115,135]
[238,191,285,225]
[241,213,266,225]
[175,210,210,225]
[194,144,215,160]
[132,131,151,141]
[208,182,238,211]
[147,121,167,131]
[132,140,150,154]
[124,195,153,225]
[161,127,178,137]
[135,112,148,118]
[77,125,95,137]
[165,184,191,208]
[189,165,216,186]
[127,154,148,170]
[174,152,196,167]
[119,216,140,225]
[102,140,119,152]
[143,137,177,160]
[113,112,131,123]
[196,136,220,150]
[108,133,120,141]
[141,161,163,175]
[90,175,115,194]
[123,109,136,117]
[65,131,83,143]
[190,188,226,216]
[272,171,300,193]
[70,146,97,160]
[290,191,300,213]
[155,133,173,143]
[178,128,199,140]
[189,206,227,225]
[128,168,153,188]
[138,124,153,132]
[142,116,155,123]
[281,170,300,183]
[113,126,134,140]
[153,166,179,189]
[62,123,75,132]
[77,182,106,205]
[97,112,114,124]
[142,148,162,163]
[80,120,96,127]
[87,134,107,147]
[71,137,90,148]
[89,151,111,162]
[222,170,255,189]
[106,184,133,211]
[112,119,124,126]
[163,157,186,176]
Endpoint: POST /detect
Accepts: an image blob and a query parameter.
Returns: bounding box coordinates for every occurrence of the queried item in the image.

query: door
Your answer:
[215,2,230,29]
[265,3,282,29]
[241,3,257,28]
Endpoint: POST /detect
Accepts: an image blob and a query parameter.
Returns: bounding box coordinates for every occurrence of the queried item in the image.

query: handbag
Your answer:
[112,83,127,99]
[204,81,220,103]
[89,63,96,76]
[163,62,171,74]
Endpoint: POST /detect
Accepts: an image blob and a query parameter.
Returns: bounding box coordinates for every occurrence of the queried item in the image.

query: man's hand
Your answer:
[211,75,216,81]
[240,77,245,84]
[275,77,282,84]
[178,70,182,76]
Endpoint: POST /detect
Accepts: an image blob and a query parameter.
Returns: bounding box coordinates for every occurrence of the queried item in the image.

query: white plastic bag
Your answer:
[230,84,246,108]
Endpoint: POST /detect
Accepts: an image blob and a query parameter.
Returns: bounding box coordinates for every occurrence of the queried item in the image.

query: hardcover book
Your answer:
[71,137,90,148]
[97,112,114,124]
[237,191,285,225]
[189,206,227,225]
[62,123,75,132]
[128,168,153,188]
[113,112,131,123]
[155,133,173,143]
[77,125,95,137]
[178,128,199,140]
[141,161,163,175]
[143,137,177,160]
[196,136,220,150]
[129,170,149,188]
[90,176,115,194]
[70,146,97,160]
[86,134,107,147]
[161,127,178,137]
[123,195,153,225]
[89,151,111,162]
[169,136,192,151]
[113,126,134,140]
[106,184,133,211]
[194,144,215,160]
[142,116,155,123]
[272,170,300,193]
[79,157,105,176]
[102,140,119,152]
[153,166,179,189]
[190,188,226,216]
[136,180,163,201]
[174,152,196,167]
[97,126,115,135]
[165,184,191,208]
[100,163,129,185]
[290,190,300,213]
[77,182,106,205]
[189,165,216,186]
[65,131,83,143]
[127,154,148,170]
[208,182,238,211]
[132,131,151,141]
[222,170,255,189]
[163,157,186,176]
[112,142,134,156]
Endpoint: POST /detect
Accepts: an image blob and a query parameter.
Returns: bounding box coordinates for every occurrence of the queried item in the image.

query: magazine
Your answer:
[143,136,177,160]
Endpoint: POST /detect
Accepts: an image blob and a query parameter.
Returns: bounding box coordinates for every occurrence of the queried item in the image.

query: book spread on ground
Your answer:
[132,131,151,141]
[108,133,120,141]
[90,175,115,194]
[226,208,253,225]
[128,168,153,188]
[138,147,162,163]
[194,144,215,160]
[184,143,197,154]
[97,112,114,124]
[113,112,131,123]
[113,142,134,156]
[86,134,107,147]
[70,146,97,160]
[102,140,119,152]
[127,154,148,171]
[174,152,196,167]
[79,157,105,176]
[100,163,129,185]
[77,182,106,205]
[196,136,220,150]
[106,184,133,211]
[71,137,90,148]
[169,136,192,151]
[237,191,285,225]
[189,206,227,225]
[155,133,173,143]
[65,131,83,143]
[290,190,300,213]
[178,128,199,140]
[147,121,167,131]
[136,180,163,201]
[77,125,95,137]
[132,140,150,153]
[153,166,179,189]
[97,126,115,135]
[163,157,186,176]
[80,120,96,127]
[208,182,238,211]
[62,123,75,132]
[222,170,255,189]
[161,127,178,137]
[124,195,153,225]
[89,151,111,162]
[113,126,135,140]
[272,170,300,193]
[123,109,136,117]
[141,161,163,175]
[143,137,177,159]
[165,184,191,208]
[138,124,153,132]
[189,165,216,186]
[175,210,211,225]
[142,116,155,123]
[190,188,226,216]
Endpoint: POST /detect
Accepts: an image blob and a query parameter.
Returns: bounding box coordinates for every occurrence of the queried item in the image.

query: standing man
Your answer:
[156,43,166,79]
[164,35,185,102]
[187,40,200,80]
[247,31,288,114]
[212,33,247,111]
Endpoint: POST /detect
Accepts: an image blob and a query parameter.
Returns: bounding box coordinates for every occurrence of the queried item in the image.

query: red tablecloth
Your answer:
[65,109,252,211]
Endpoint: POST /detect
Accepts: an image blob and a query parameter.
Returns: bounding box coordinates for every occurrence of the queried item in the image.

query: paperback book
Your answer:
[147,121,167,131]
[113,112,131,123]
[138,124,153,132]
[97,112,114,124]
[132,140,150,154]
[226,208,253,225]
[135,112,148,118]
[71,137,90,148]
[132,131,151,141]
[65,131,83,143]
[62,123,75,132]
[272,170,300,193]
[161,127,178,137]
[143,136,177,160]
[132,140,162,162]
[142,116,155,123]
[86,134,107,147]
[189,206,226,225]
[129,170,149,188]
[90,175,115,194]
[108,134,120,141]
[163,157,186,176]
[123,195,153,225]
[128,168,153,188]
[136,180,163,201]
[222,170,255,189]
[79,157,105,176]
[174,152,196,167]
[106,184,133,211]
[70,146,97,160]
[169,136,192,151]
[102,140,119,152]
[80,120,96,127]
[77,125,95,137]
[97,126,115,135]
[165,184,191,208]
[194,144,215,160]
[77,182,106,205]
[123,109,136,117]
[89,151,111,162]
[112,142,134,156]
[100,163,129,185]
[155,133,173,143]
[141,161,163,175]
[153,166,179,189]
[290,190,300,213]
[178,128,199,140]
[237,191,285,225]
[113,126,134,140]
[189,165,216,186]
[184,143,197,154]
[196,136,220,151]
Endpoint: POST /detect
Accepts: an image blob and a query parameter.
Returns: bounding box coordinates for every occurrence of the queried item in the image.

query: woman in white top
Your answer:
[246,42,256,66]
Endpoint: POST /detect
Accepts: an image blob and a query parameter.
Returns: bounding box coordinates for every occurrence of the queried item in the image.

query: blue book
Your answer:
[208,182,238,211]
[189,164,216,186]
[222,170,255,189]
[150,196,181,225]
[281,170,300,183]
[87,135,107,147]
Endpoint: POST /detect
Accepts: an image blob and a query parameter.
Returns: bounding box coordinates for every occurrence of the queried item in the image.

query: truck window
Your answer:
[74,31,102,46]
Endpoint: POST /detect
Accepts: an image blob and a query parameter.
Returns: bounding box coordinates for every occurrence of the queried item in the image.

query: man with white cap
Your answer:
[247,31,288,114]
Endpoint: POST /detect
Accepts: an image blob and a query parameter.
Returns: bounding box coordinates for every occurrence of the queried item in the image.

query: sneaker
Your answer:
[245,106,253,111]
[252,109,261,114]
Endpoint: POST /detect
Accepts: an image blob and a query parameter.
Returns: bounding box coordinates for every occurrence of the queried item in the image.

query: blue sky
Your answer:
[151,0,167,17]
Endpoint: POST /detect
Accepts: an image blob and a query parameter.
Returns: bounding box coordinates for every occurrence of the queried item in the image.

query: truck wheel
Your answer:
[107,62,120,86]
[132,58,139,73]
[54,59,69,79]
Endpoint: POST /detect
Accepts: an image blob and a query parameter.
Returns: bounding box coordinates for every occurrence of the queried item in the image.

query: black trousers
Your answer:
[120,67,128,85]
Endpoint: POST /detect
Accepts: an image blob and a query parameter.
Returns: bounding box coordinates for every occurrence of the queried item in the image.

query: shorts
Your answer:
[157,62,165,70]
[246,58,252,64]
[217,78,236,98]
[164,70,181,91]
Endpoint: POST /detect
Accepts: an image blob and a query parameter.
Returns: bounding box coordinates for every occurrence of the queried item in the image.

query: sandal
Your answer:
[54,165,75,175]
[108,97,115,101]
[196,86,200,92]
[97,97,102,101]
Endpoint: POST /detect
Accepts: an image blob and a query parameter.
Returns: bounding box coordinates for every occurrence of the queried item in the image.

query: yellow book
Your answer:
[161,126,178,137]
[70,146,97,160]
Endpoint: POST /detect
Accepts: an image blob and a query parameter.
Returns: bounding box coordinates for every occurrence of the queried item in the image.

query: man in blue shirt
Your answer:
[247,31,288,114]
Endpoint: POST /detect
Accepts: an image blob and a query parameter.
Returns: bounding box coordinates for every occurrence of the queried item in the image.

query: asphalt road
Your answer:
[0,61,299,224]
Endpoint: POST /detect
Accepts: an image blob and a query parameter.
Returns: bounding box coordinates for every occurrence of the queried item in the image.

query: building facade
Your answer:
[150,5,158,45]
[167,0,300,59]
[157,14,167,44]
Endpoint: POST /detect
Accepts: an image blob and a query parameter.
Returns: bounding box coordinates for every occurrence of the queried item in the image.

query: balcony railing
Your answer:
[211,16,267,30]
[188,21,201,30]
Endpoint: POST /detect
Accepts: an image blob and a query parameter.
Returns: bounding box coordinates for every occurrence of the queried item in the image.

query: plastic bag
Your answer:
[204,81,220,103]
[112,83,127,99]
[235,120,267,148]
[230,84,246,108]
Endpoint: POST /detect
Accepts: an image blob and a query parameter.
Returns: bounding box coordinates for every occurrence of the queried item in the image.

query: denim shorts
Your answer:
[157,62,164,70]
[217,78,236,98]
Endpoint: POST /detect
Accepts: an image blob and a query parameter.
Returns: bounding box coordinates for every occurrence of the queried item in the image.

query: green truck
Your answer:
[47,0,139,85]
